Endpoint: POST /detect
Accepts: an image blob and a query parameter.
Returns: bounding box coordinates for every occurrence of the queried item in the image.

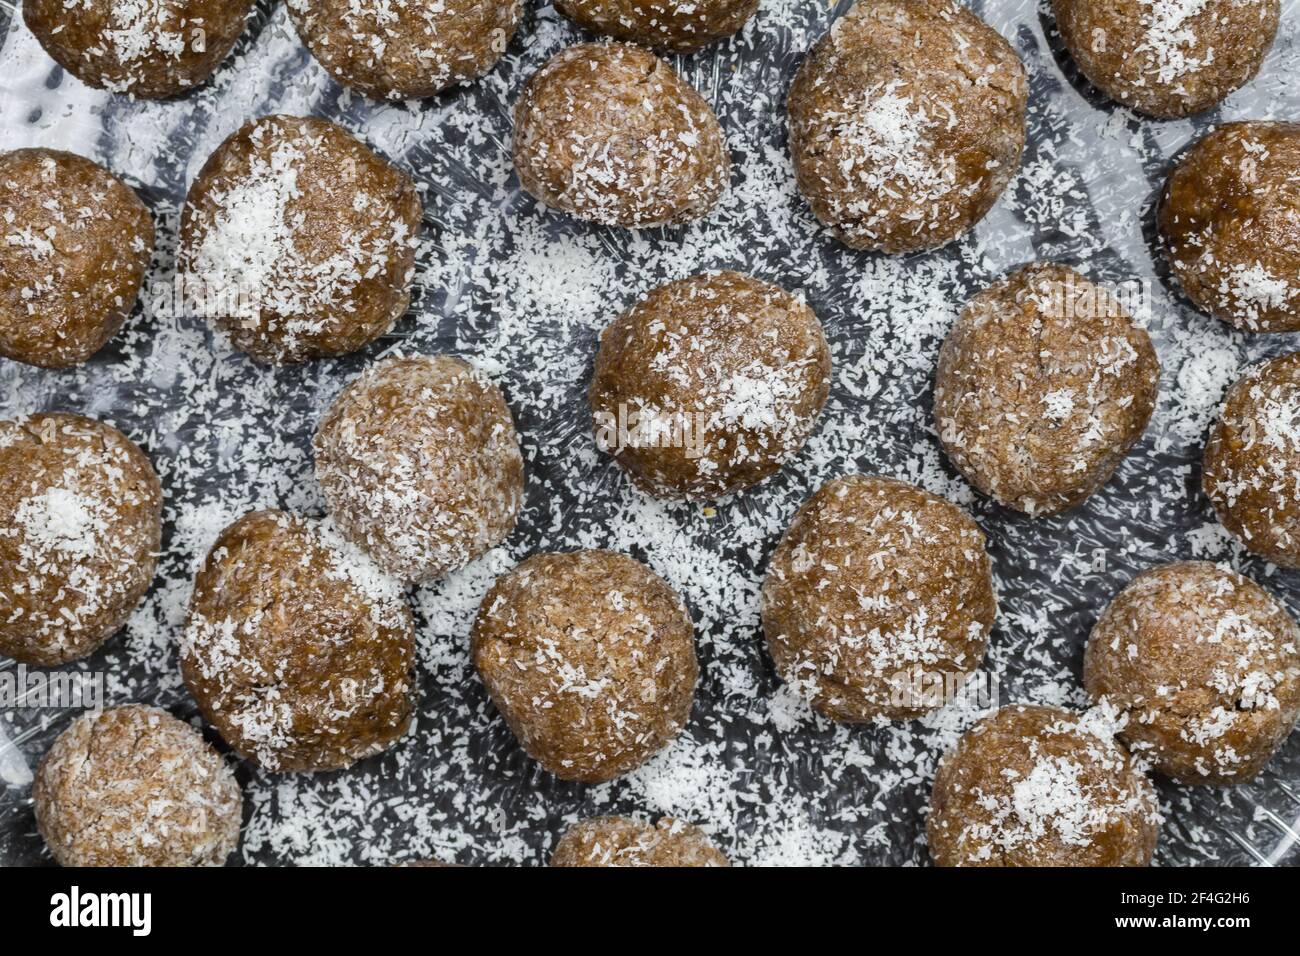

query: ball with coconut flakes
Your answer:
[928,704,1160,866]
[1159,121,1300,332]
[1086,561,1300,785]
[554,0,758,52]
[34,705,243,867]
[934,262,1159,517]
[0,413,161,666]
[182,510,417,772]
[589,271,831,500]
[513,42,730,228]
[787,0,1027,252]
[314,354,525,583]
[178,114,422,364]
[472,550,698,782]
[551,816,729,866]
[23,0,255,98]
[0,148,154,369]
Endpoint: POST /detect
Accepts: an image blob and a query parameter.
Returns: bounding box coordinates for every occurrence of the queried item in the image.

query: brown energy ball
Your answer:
[1203,353,1300,568]
[0,148,153,368]
[934,262,1160,517]
[22,0,254,98]
[589,271,831,500]
[513,42,730,228]
[314,354,525,583]
[787,0,1027,253]
[178,115,422,364]
[1052,0,1279,118]
[762,475,997,722]
[181,510,417,772]
[34,705,243,867]
[286,0,522,100]
[555,0,758,52]
[928,705,1159,866]
[472,550,697,782]
[551,816,728,867]
[0,413,161,666]
[1159,121,1300,332]
[1085,562,1300,785]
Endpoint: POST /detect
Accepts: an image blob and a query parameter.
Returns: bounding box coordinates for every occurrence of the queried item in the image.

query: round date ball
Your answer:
[287,0,522,100]
[34,705,242,867]
[23,0,255,98]
[787,0,1027,253]
[182,510,417,772]
[0,148,153,368]
[179,114,422,364]
[1159,121,1300,332]
[0,413,161,666]
[314,354,525,583]
[1203,353,1300,567]
[762,474,997,722]
[1052,0,1279,118]
[555,0,758,52]
[1086,561,1300,785]
[550,816,728,867]
[589,271,831,500]
[928,704,1159,867]
[513,42,729,228]
[934,262,1159,516]
[472,550,697,782]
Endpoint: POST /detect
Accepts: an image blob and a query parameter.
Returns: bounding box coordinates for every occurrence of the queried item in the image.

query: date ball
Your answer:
[1159,121,1300,332]
[934,262,1159,516]
[555,0,758,52]
[0,413,161,666]
[287,0,521,100]
[762,475,997,722]
[589,271,831,500]
[1204,353,1300,567]
[34,705,242,867]
[1053,0,1279,118]
[0,148,153,368]
[551,816,728,867]
[182,510,417,772]
[472,550,697,782]
[314,354,525,583]
[23,0,255,98]
[513,42,729,228]
[179,114,422,364]
[787,0,1027,253]
[1086,562,1300,785]
[928,705,1159,867]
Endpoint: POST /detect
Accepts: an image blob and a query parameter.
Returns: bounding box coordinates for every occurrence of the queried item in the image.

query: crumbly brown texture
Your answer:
[589,271,831,500]
[555,0,758,52]
[22,0,254,98]
[33,705,242,867]
[1203,353,1300,568]
[181,510,417,772]
[513,42,730,228]
[1159,121,1300,332]
[1085,562,1300,785]
[762,474,996,722]
[928,705,1160,867]
[0,148,154,369]
[1053,0,1279,118]
[314,354,525,583]
[787,0,1027,253]
[0,413,161,666]
[934,262,1159,516]
[286,0,521,100]
[178,114,422,364]
[550,815,729,866]
[472,550,697,782]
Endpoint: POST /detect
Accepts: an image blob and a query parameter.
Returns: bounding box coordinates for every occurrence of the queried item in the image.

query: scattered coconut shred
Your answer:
[1,0,1300,866]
